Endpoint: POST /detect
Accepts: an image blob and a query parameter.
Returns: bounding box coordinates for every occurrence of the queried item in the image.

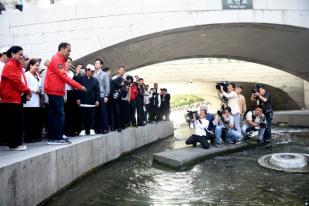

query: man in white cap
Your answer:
[76,64,100,136]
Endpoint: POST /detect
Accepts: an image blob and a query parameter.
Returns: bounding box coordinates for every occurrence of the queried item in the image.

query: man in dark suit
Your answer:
[161,88,171,121]
[109,66,126,132]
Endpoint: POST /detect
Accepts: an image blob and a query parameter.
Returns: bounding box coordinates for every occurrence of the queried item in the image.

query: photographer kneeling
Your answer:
[242,105,266,143]
[185,106,210,149]
[213,106,241,147]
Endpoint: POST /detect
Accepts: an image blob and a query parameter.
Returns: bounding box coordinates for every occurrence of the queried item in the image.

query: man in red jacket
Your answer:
[44,42,86,145]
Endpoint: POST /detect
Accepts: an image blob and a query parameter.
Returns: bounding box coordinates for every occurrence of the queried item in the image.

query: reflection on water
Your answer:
[45,127,309,206]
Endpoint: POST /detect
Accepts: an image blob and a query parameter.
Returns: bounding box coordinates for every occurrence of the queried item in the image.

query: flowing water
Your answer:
[45,127,309,206]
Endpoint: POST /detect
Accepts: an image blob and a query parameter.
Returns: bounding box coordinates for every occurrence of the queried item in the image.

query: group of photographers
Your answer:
[186,82,272,149]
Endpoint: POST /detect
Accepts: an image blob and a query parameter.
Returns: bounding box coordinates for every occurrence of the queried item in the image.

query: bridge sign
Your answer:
[222,0,253,9]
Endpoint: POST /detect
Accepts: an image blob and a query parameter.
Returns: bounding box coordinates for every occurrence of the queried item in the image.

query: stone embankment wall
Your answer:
[0,121,174,206]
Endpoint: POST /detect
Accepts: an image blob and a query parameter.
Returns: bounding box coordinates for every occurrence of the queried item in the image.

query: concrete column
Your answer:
[304,80,309,109]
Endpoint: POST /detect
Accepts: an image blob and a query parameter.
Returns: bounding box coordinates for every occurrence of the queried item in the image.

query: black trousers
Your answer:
[23,107,42,142]
[2,103,23,148]
[162,108,170,121]
[129,100,137,126]
[120,100,130,128]
[65,91,79,136]
[109,98,121,130]
[0,103,4,145]
[185,134,209,149]
[136,98,144,125]
[41,104,48,138]
[80,107,95,134]
[149,105,159,122]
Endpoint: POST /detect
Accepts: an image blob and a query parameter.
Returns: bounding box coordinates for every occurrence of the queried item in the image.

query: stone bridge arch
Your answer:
[76,23,309,81]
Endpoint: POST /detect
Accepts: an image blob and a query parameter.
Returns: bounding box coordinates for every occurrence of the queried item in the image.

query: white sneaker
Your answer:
[63,135,69,140]
[90,129,95,135]
[79,130,86,136]
[10,145,27,151]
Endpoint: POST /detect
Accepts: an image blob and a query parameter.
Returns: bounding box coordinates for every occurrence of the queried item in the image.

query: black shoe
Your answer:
[257,139,265,144]
[24,139,36,143]
[264,139,271,144]
[117,128,122,132]
[243,136,250,142]
[192,143,197,147]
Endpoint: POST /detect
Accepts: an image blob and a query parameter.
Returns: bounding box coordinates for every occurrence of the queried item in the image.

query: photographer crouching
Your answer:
[251,85,273,143]
[242,105,267,143]
[213,106,241,147]
[185,105,210,149]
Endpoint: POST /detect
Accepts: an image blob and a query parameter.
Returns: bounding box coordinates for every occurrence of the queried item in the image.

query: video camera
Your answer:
[215,81,228,92]
[185,110,199,123]
[216,82,229,103]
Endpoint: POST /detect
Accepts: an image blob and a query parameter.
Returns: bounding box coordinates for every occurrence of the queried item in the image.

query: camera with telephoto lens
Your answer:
[185,110,199,123]
[217,106,230,125]
[252,84,261,93]
[259,116,267,128]
[113,89,120,99]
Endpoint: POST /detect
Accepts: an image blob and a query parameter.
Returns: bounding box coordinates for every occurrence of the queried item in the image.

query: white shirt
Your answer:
[0,61,5,81]
[40,68,48,103]
[190,118,209,136]
[144,90,150,105]
[244,111,265,127]
[65,70,74,91]
[221,91,240,115]
[23,71,41,108]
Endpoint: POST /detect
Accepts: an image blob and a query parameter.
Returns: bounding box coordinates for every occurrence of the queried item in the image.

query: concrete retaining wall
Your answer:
[272,110,309,127]
[0,121,173,206]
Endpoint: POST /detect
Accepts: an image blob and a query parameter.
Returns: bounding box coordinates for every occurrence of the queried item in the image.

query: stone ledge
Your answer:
[0,121,174,206]
[153,143,261,170]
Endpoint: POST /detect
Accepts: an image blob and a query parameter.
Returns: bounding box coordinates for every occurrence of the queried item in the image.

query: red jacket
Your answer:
[44,52,82,96]
[129,83,138,101]
[0,58,30,104]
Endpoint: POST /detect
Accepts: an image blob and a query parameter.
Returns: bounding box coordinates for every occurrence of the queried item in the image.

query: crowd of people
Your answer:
[0,43,171,151]
[186,82,273,149]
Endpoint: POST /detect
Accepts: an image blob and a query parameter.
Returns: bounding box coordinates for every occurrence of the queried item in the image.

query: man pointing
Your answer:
[44,42,86,145]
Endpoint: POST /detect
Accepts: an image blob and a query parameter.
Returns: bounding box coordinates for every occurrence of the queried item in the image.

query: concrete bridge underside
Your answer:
[76,23,309,81]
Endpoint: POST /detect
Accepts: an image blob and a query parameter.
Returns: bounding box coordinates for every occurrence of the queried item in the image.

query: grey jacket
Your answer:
[94,69,110,98]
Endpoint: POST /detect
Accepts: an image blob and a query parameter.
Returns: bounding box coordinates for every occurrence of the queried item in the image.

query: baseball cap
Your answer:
[200,105,208,111]
[86,64,95,71]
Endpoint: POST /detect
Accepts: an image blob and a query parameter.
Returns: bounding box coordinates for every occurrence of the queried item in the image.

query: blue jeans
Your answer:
[215,125,241,144]
[48,95,64,140]
[232,113,241,135]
